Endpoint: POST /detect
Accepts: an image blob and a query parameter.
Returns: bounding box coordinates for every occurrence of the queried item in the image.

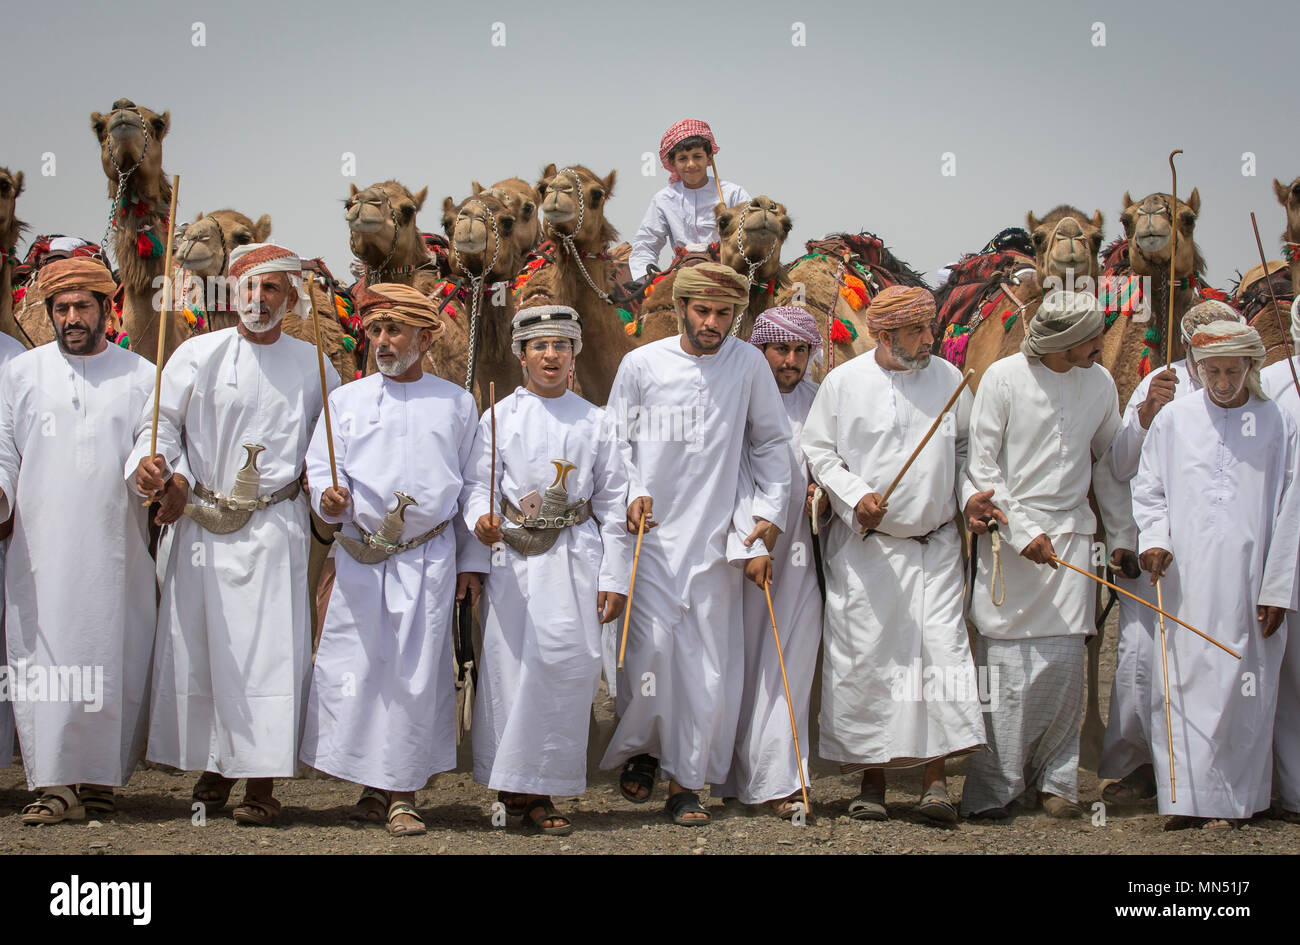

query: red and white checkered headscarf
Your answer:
[751,306,824,365]
[659,119,720,183]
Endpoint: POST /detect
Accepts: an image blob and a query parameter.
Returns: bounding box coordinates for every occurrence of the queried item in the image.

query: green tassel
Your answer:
[616,308,633,324]
[1003,313,1018,331]
[1144,327,1160,345]
[342,336,356,352]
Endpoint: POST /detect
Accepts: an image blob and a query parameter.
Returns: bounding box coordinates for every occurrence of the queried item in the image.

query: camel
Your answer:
[0,168,26,344]
[346,180,467,385]
[1276,177,1300,297]
[774,231,929,381]
[1232,260,1294,367]
[471,177,542,258]
[1099,189,1206,410]
[90,98,189,364]
[441,191,524,407]
[637,196,792,345]
[513,164,631,405]
[950,207,1106,391]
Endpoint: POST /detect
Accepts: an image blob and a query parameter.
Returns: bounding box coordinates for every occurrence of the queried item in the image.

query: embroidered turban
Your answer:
[36,256,116,299]
[512,304,583,357]
[356,282,444,332]
[1180,299,1243,347]
[1188,320,1267,401]
[672,262,749,329]
[228,242,311,321]
[865,286,935,333]
[659,119,720,183]
[1020,290,1104,357]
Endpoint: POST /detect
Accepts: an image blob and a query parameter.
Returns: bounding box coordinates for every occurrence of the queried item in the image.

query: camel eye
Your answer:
[234,231,251,245]
[150,118,166,136]
[0,182,8,196]
[1031,230,1047,248]
[590,189,604,206]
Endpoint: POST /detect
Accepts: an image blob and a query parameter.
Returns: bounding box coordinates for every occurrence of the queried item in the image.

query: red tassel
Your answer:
[830,318,851,344]
[1137,354,1151,378]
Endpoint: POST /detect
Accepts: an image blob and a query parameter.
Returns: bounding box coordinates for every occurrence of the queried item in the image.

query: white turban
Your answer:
[1021,290,1105,357]
[512,304,583,357]
[1188,320,1267,401]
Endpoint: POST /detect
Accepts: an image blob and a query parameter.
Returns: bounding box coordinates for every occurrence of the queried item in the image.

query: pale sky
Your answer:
[5,0,1298,289]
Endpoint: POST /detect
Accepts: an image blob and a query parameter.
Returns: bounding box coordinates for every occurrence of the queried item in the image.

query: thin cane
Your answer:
[764,579,811,817]
[617,512,647,670]
[1156,578,1176,803]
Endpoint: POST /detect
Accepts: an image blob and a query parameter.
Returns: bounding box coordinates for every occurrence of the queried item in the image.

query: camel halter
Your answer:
[543,167,612,303]
[731,204,779,337]
[358,190,403,281]
[100,106,152,270]
[451,199,502,394]
[179,220,228,325]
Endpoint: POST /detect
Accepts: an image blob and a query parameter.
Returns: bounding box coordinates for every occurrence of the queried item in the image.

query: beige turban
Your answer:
[36,256,116,299]
[1021,290,1105,357]
[672,262,749,327]
[1188,320,1267,401]
[356,282,444,332]
[865,285,935,333]
[512,304,582,357]
[1180,299,1243,346]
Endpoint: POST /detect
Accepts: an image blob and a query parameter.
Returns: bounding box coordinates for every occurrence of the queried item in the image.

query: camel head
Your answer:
[1275,177,1300,240]
[442,192,519,283]
[473,177,541,256]
[535,164,617,253]
[90,98,170,203]
[1120,189,1202,279]
[717,196,792,282]
[346,180,428,265]
[0,167,24,250]
[176,210,271,278]
[1026,205,1104,287]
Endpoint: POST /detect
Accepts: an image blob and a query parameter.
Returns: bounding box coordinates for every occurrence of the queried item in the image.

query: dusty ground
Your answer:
[2,612,1296,855]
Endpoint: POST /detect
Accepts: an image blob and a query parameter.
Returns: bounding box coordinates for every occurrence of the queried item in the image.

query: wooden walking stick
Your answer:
[1250,211,1300,399]
[488,381,496,521]
[1156,578,1176,803]
[1166,150,1182,367]
[708,155,726,207]
[764,579,812,817]
[617,511,647,670]
[1048,554,1240,658]
[863,369,973,539]
[305,273,338,490]
[144,173,181,505]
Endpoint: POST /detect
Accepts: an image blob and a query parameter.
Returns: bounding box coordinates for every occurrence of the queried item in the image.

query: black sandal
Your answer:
[520,797,573,836]
[497,791,528,818]
[619,754,658,804]
[665,790,710,826]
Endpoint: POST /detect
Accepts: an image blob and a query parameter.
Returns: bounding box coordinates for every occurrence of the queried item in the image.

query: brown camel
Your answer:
[775,231,929,381]
[472,177,542,258]
[90,98,190,364]
[1233,260,1294,368]
[514,164,630,405]
[958,206,1105,390]
[1276,177,1300,297]
[0,168,26,344]
[1099,189,1205,410]
[346,180,467,385]
[637,196,792,344]
[441,191,524,407]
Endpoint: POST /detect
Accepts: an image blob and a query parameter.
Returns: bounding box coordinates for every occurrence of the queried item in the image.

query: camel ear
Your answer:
[602,170,617,196]
[12,171,23,196]
[192,211,204,223]
[1185,187,1200,217]
[471,180,484,195]
[253,214,272,241]
[442,196,455,215]
[151,111,171,140]
[537,164,557,192]
[90,112,107,142]
[412,187,428,212]
[349,183,360,198]
[1122,191,1133,212]
[781,213,793,238]
[1091,210,1104,231]
[1275,179,1291,204]
[1026,211,1041,232]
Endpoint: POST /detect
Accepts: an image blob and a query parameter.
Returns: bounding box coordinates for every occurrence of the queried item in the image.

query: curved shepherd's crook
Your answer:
[1165,150,1182,367]
[144,174,181,506]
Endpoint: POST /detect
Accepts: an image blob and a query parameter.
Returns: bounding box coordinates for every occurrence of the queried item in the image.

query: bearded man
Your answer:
[129,243,340,826]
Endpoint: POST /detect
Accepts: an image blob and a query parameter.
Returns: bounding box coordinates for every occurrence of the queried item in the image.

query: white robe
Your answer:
[0,343,156,789]
[299,372,485,792]
[464,388,634,796]
[628,178,751,280]
[1258,357,1300,812]
[715,377,823,804]
[1132,390,1300,818]
[963,353,1133,808]
[801,354,984,770]
[0,332,27,769]
[126,328,339,778]
[599,335,792,789]
[1099,361,1198,780]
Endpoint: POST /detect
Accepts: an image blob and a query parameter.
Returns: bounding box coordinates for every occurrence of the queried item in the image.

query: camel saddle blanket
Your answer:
[499,496,592,557]
[335,519,450,563]
[192,477,300,513]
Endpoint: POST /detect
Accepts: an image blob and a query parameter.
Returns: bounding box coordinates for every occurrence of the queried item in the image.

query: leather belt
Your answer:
[864,519,951,545]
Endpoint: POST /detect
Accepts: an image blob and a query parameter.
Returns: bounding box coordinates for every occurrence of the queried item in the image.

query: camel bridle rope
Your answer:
[451,199,502,394]
[101,106,152,270]
[731,204,779,336]
[544,167,612,303]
